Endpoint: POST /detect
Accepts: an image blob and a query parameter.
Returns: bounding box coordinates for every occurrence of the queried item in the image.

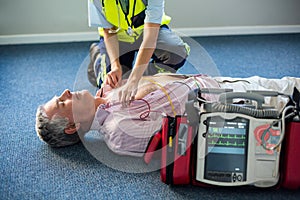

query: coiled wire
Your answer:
[209,103,279,118]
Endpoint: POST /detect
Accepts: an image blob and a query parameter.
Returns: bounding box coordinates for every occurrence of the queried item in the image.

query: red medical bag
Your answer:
[280,120,300,189]
[159,115,194,185]
[144,116,300,189]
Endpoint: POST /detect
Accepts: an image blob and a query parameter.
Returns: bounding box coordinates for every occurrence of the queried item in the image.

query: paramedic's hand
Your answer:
[118,80,139,107]
[105,66,122,88]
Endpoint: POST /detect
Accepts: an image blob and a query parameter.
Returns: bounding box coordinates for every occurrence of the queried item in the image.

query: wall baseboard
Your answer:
[1,25,300,45]
[0,32,99,45]
[175,25,300,37]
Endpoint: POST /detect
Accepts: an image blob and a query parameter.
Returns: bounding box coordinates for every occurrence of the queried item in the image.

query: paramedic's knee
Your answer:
[153,47,188,71]
[155,27,190,71]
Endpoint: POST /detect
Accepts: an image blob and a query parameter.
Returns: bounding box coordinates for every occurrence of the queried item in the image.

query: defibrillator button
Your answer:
[237,175,243,181]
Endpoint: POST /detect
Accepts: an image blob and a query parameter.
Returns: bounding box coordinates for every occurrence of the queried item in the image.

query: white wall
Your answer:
[0,0,299,44]
[167,0,300,27]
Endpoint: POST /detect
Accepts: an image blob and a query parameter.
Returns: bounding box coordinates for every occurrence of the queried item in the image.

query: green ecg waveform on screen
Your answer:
[207,133,246,147]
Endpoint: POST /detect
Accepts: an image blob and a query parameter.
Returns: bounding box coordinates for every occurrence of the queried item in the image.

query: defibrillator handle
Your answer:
[219,92,265,109]
[200,88,233,94]
[247,90,280,97]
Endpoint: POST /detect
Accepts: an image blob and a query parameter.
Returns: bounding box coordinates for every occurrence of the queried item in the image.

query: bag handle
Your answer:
[219,92,265,109]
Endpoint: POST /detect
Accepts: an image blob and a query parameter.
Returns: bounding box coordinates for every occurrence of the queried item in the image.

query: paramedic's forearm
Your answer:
[119,23,159,106]
[103,29,122,87]
[127,23,160,83]
[103,29,121,70]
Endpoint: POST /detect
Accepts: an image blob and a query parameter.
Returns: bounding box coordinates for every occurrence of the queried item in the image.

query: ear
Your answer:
[64,123,80,135]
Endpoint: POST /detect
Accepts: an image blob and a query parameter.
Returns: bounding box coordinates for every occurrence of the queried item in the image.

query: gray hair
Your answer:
[35,105,81,147]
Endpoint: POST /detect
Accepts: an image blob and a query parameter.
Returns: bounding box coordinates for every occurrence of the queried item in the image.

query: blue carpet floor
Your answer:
[0,34,300,199]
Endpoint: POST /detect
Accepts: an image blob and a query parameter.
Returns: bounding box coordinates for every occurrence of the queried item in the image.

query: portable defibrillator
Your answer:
[189,89,294,187]
[197,112,281,187]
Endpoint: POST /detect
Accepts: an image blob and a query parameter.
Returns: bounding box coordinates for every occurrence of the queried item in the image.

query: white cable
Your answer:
[262,105,295,151]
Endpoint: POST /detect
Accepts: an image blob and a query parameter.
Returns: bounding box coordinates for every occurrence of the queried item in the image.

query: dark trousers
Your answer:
[92,26,189,87]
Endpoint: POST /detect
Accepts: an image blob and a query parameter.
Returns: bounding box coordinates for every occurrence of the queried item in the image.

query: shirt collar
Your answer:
[90,105,110,130]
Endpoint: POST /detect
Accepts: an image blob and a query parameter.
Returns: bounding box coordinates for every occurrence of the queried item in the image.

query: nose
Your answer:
[60,89,72,99]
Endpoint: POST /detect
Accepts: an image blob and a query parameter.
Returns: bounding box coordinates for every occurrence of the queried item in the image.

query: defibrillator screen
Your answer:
[204,116,249,183]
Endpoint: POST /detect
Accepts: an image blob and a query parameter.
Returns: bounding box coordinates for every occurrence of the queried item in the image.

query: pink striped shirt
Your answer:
[90,75,220,156]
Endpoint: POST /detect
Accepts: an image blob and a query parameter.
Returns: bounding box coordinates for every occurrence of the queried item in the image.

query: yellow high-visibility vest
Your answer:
[97,0,171,43]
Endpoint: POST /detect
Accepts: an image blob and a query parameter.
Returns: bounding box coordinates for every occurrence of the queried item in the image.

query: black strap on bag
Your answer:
[291,87,300,118]
[165,116,176,185]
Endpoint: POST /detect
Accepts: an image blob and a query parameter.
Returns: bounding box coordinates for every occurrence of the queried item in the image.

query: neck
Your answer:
[94,96,109,108]
[78,96,108,133]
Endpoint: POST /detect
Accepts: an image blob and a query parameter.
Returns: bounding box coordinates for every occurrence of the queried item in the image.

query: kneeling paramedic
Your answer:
[88,0,190,106]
